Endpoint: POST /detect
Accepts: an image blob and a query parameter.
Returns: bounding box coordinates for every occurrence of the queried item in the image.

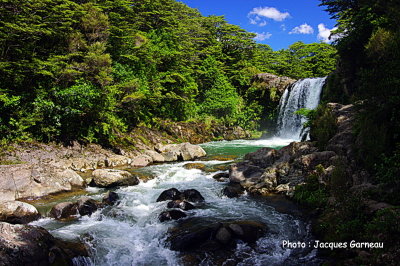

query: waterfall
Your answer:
[275,77,326,140]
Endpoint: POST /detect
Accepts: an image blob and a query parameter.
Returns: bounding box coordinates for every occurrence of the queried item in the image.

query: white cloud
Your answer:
[317,23,339,43]
[259,21,267,27]
[289,23,314,35]
[253,32,272,41]
[249,7,290,22]
[281,24,287,31]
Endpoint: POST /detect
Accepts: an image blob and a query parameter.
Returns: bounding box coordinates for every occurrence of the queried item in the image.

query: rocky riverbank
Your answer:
[225,102,399,264]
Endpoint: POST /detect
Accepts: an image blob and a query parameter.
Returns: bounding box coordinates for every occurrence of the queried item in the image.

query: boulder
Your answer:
[92,169,139,188]
[0,222,89,265]
[0,164,86,201]
[62,169,85,187]
[212,172,229,182]
[159,210,187,222]
[144,150,165,163]
[215,227,232,244]
[168,219,267,252]
[77,197,99,216]
[130,154,153,167]
[102,191,120,206]
[157,143,206,161]
[162,151,179,162]
[156,188,182,202]
[49,202,78,220]
[0,201,40,224]
[244,147,278,168]
[222,184,245,198]
[181,189,205,203]
[167,200,195,211]
[229,162,264,183]
[105,155,131,167]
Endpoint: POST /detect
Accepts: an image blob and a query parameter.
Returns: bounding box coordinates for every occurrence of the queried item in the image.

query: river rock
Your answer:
[156,188,182,202]
[167,200,195,211]
[181,189,205,203]
[215,226,232,244]
[156,143,206,161]
[159,210,187,222]
[130,154,153,167]
[0,164,86,201]
[105,155,131,167]
[0,222,89,265]
[183,163,206,170]
[144,150,165,163]
[0,201,40,224]
[49,202,78,220]
[222,184,245,198]
[102,191,120,206]
[229,162,264,183]
[92,169,139,188]
[212,172,229,182]
[168,218,267,252]
[77,197,99,216]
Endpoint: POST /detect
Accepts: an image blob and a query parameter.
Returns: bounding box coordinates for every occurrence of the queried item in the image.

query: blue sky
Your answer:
[178,0,337,50]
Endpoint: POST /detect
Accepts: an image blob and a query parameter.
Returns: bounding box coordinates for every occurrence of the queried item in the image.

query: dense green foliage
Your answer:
[293,1,400,263]
[320,0,400,167]
[0,0,336,145]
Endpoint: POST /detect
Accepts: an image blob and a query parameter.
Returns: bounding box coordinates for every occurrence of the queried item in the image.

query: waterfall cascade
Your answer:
[275,77,327,140]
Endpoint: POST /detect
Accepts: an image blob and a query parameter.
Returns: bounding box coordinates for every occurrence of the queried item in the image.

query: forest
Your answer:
[0,0,336,145]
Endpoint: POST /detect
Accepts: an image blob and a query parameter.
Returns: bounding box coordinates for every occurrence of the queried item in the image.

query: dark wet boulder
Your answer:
[50,202,78,220]
[156,188,182,202]
[77,197,99,216]
[215,226,232,244]
[159,210,187,222]
[212,172,229,182]
[167,200,195,211]
[0,222,89,265]
[167,219,267,252]
[181,189,205,203]
[222,184,245,198]
[102,191,120,206]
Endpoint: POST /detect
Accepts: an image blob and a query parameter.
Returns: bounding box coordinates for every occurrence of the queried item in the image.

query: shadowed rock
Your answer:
[167,200,195,211]
[159,210,187,222]
[156,188,182,202]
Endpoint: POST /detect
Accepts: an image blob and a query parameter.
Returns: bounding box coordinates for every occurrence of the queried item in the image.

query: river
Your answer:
[30,138,321,265]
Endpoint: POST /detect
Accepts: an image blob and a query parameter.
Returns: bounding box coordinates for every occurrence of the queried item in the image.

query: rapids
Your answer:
[30,139,320,265]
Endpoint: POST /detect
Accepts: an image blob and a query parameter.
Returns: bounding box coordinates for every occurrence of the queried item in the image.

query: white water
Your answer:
[30,140,319,266]
[276,77,326,140]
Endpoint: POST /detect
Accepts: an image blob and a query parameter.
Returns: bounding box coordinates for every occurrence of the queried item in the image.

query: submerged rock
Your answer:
[159,210,187,222]
[0,201,40,224]
[156,188,182,202]
[92,169,139,188]
[183,163,206,170]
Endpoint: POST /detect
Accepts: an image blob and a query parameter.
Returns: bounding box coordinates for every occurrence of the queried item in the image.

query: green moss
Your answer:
[309,104,338,150]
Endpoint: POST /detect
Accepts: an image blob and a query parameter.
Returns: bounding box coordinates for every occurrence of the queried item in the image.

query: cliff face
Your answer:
[251,73,296,97]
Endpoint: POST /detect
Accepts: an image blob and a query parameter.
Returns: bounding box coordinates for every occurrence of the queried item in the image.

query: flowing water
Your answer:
[276,77,326,140]
[30,139,320,266]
